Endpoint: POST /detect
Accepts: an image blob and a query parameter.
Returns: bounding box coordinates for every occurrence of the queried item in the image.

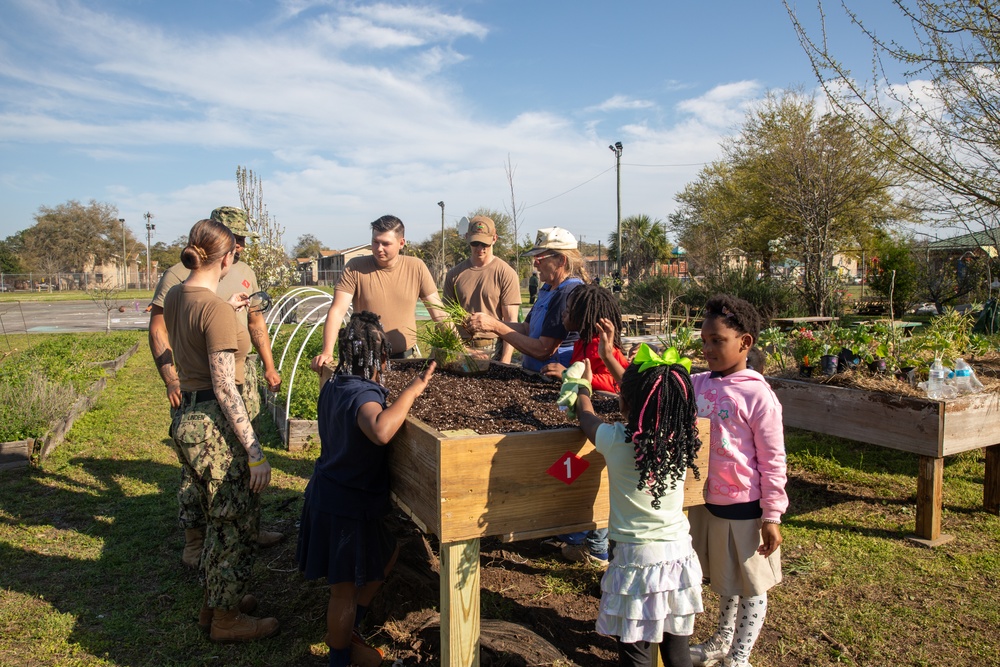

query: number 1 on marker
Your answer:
[564,456,572,478]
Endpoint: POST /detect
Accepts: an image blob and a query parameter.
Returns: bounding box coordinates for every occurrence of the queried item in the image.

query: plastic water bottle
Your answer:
[950,359,983,395]
[924,359,956,399]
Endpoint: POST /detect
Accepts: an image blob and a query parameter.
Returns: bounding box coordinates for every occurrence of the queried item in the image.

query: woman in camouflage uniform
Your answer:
[163,218,279,643]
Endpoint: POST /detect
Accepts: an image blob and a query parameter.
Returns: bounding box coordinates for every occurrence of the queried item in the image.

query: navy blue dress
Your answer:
[297,374,397,586]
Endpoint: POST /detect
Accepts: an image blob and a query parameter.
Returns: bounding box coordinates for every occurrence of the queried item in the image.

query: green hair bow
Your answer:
[633,343,692,374]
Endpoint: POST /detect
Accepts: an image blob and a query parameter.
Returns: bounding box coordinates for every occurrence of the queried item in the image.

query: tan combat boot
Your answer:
[209,608,279,643]
[256,529,285,548]
[198,594,259,631]
[182,528,204,569]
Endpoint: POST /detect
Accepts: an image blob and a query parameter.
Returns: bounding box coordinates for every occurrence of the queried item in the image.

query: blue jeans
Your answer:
[558,529,609,558]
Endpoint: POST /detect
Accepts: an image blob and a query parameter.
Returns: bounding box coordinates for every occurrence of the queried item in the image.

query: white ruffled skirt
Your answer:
[596,535,704,643]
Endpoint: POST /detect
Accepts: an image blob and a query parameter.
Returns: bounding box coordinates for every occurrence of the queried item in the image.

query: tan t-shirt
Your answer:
[151,261,259,329]
[443,257,520,340]
[336,254,437,354]
[163,285,250,391]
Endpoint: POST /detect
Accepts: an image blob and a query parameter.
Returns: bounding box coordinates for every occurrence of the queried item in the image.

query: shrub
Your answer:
[683,266,804,320]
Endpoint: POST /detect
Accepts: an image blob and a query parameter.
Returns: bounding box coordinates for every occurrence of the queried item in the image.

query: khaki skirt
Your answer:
[689,505,782,597]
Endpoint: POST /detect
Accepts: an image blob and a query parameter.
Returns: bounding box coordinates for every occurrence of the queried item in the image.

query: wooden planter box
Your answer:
[767,377,1000,545]
[388,416,709,666]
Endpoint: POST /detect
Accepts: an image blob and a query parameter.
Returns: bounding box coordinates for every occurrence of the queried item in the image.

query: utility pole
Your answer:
[609,141,623,279]
[144,212,155,290]
[598,240,602,278]
[437,201,445,284]
[119,218,127,289]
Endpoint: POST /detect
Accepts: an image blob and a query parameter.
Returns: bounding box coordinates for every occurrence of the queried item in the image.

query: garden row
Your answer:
[0,332,143,469]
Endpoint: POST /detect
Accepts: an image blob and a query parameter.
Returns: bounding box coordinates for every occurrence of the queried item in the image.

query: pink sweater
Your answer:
[691,370,788,522]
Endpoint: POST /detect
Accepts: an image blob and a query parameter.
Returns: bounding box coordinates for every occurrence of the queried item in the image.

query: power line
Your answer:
[524,166,615,210]
[623,161,710,168]
[522,160,710,211]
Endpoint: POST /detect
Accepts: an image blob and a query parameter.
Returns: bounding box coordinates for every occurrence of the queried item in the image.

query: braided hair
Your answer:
[619,361,701,509]
[565,283,623,351]
[334,310,392,383]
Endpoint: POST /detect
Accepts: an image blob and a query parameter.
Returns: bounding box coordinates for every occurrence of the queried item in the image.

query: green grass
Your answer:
[1,332,999,666]
[0,289,156,304]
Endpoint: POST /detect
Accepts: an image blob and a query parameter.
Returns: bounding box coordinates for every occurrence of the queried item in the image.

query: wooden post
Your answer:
[910,455,953,547]
[441,538,480,667]
[984,444,1000,514]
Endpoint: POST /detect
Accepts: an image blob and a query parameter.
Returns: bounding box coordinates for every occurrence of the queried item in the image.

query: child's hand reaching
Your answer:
[596,317,616,363]
[410,360,437,394]
[759,522,782,557]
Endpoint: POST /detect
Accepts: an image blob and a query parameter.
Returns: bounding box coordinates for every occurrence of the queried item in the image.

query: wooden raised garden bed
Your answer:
[767,377,1000,546]
[388,415,709,667]
[279,362,709,666]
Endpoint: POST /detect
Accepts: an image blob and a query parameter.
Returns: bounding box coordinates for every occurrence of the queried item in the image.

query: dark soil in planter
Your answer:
[384,360,622,433]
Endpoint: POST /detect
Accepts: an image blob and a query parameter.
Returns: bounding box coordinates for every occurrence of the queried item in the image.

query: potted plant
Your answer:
[416,303,491,375]
[789,327,822,377]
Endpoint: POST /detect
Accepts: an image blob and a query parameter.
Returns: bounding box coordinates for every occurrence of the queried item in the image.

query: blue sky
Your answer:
[0,0,907,251]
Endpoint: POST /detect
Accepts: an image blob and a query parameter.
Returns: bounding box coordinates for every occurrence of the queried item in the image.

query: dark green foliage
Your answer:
[620,275,689,316]
[683,267,804,321]
[867,238,919,317]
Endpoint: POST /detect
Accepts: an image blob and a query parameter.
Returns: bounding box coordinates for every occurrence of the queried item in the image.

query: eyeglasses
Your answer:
[247,291,273,314]
[470,242,491,248]
[533,252,557,262]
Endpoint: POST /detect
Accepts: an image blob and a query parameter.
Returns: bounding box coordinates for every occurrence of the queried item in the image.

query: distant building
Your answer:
[316,245,371,286]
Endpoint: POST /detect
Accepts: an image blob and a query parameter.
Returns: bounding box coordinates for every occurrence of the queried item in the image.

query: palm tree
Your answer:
[606,214,671,280]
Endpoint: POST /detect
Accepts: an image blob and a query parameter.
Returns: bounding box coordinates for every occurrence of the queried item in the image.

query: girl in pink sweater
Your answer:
[688,295,788,667]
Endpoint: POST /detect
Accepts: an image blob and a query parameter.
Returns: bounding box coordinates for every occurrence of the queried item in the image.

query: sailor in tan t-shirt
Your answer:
[310,215,449,373]
[443,215,521,363]
[148,206,285,559]
[149,206,281,413]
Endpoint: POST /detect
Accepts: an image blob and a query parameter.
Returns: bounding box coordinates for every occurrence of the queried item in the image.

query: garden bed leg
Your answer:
[441,537,480,667]
[984,444,1000,515]
[908,455,953,547]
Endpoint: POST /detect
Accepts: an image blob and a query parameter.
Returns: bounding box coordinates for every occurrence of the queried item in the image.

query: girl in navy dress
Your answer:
[297,311,435,667]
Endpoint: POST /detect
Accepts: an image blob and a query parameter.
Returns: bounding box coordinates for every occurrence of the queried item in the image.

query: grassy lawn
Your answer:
[0,333,998,665]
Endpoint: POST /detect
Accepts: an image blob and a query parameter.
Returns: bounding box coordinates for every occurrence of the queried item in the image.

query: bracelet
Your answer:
[762,518,781,525]
[248,457,268,468]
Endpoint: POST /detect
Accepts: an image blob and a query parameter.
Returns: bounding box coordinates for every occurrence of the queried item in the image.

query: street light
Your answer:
[119,218,126,289]
[144,212,155,290]
[437,201,445,283]
[609,141,623,280]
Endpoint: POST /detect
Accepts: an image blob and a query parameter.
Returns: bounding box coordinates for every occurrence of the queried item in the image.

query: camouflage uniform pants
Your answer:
[177,357,260,530]
[170,396,260,609]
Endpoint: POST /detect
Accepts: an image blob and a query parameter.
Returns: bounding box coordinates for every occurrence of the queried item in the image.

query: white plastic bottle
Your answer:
[925,359,957,399]
[951,359,983,395]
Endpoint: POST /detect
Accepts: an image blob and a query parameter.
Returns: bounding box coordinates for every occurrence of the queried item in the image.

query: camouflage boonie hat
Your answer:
[210,206,258,238]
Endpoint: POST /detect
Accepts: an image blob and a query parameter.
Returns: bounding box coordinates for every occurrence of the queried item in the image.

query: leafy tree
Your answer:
[786,0,1000,242]
[150,236,186,271]
[867,235,920,317]
[0,235,24,273]
[672,92,909,315]
[606,214,671,281]
[19,200,131,273]
[293,234,325,258]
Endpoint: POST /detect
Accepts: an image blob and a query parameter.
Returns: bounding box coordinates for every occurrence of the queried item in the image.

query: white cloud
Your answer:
[586,95,656,113]
[675,80,762,128]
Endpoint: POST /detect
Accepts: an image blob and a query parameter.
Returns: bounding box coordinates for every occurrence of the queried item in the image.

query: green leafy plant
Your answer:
[788,327,823,367]
[758,326,790,372]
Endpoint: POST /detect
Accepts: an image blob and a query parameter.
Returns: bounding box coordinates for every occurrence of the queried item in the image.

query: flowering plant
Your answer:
[789,327,823,367]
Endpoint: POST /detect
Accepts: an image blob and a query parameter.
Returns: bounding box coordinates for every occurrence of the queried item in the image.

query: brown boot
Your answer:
[256,529,285,548]
[209,608,279,643]
[182,528,204,569]
[198,595,259,631]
